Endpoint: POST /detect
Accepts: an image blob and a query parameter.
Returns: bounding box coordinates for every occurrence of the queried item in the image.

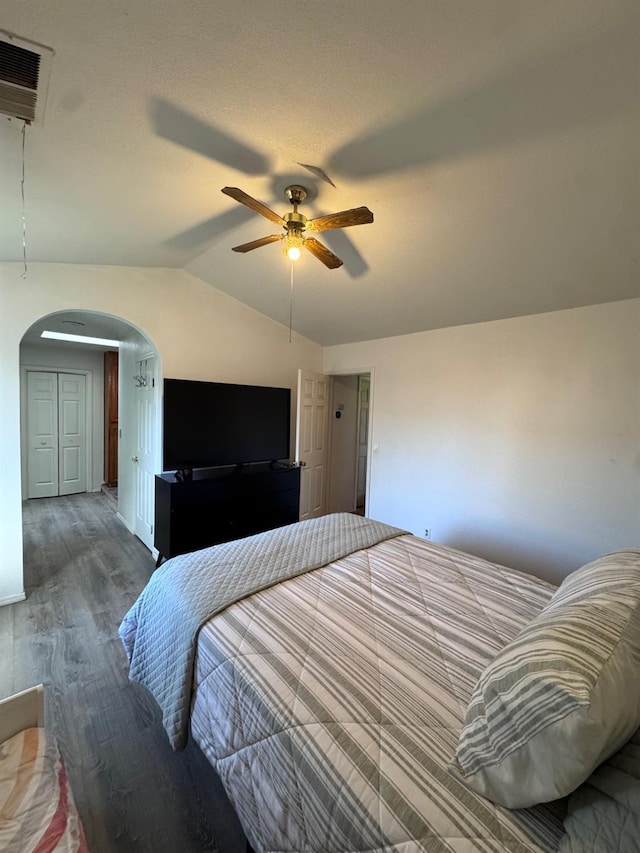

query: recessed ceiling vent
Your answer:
[0,32,54,124]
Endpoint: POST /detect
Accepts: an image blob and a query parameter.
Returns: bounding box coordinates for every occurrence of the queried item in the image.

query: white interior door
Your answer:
[27,371,87,498]
[295,369,330,520]
[134,355,156,550]
[27,372,59,499]
[58,374,86,496]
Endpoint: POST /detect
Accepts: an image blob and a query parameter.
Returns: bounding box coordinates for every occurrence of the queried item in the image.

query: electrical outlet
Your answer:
[424,528,431,539]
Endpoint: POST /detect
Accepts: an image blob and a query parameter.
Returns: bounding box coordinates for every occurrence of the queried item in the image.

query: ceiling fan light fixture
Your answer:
[284,224,304,261]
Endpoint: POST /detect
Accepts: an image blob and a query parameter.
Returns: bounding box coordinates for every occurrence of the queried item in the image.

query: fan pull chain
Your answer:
[289,259,295,343]
[20,121,29,279]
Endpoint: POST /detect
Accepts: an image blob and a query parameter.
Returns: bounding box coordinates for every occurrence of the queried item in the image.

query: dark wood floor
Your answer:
[0,493,247,853]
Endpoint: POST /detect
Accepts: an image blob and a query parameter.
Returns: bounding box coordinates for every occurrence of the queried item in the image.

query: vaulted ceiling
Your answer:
[2,1,638,345]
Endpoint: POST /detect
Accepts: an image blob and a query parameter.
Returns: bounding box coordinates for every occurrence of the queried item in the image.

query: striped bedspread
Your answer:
[191,533,566,852]
[120,513,405,749]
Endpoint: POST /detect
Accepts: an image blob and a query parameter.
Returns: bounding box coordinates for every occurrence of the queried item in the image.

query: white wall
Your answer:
[324,299,640,584]
[19,343,105,495]
[0,262,322,604]
[328,375,359,512]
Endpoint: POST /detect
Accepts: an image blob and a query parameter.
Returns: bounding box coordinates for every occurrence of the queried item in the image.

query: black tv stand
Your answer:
[154,462,300,565]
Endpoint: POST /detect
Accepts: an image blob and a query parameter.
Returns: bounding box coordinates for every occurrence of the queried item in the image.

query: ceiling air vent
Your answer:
[0,32,54,124]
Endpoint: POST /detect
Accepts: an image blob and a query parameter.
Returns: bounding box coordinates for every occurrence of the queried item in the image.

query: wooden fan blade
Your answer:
[222,187,284,226]
[298,162,336,188]
[304,237,344,269]
[307,206,373,232]
[232,234,282,253]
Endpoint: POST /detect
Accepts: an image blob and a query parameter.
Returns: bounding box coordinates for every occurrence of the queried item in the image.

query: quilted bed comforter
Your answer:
[120,513,405,749]
[189,532,567,852]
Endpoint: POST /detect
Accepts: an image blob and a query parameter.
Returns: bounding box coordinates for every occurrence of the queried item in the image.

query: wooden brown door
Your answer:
[104,351,118,486]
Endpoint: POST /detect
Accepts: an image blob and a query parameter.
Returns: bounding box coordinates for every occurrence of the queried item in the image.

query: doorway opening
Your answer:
[19,310,161,554]
[294,368,373,520]
[328,372,371,516]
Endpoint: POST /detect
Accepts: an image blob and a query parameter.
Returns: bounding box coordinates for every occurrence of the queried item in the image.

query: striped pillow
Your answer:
[454,549,640,808]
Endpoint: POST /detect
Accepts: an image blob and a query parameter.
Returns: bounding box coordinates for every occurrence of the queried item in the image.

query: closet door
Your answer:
[26,371,87,498]
[27,372,59,499]
[58,373,87,496]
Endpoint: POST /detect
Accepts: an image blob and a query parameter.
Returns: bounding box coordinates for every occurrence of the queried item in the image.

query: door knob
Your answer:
[132,455,139,463]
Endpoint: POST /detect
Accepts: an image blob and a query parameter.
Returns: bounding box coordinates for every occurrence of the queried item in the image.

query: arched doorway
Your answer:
[19,309,161,554]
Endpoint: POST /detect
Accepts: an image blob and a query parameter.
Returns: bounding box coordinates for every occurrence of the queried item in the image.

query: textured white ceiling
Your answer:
[2,0,638,345]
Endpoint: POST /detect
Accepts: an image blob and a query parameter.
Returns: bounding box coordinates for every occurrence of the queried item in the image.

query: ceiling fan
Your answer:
[221,185,374,269]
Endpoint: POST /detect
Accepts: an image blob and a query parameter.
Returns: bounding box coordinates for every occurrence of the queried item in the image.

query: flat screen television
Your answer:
[163,378,291,472]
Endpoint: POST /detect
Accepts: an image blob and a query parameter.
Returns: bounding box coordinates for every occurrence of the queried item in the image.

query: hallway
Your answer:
[1,493,246,853]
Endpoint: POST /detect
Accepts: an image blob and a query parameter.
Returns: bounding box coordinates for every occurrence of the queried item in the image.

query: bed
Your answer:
[120,513,640,853]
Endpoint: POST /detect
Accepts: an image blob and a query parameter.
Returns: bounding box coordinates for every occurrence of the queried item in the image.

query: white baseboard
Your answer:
[0,592,26,608]
[116,512,135,534]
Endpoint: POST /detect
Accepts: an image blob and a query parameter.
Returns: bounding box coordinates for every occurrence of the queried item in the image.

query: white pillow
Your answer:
[453,549,640,807]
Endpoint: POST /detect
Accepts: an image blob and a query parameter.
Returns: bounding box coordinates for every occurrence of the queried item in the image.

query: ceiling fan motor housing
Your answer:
[284,211,307,227]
